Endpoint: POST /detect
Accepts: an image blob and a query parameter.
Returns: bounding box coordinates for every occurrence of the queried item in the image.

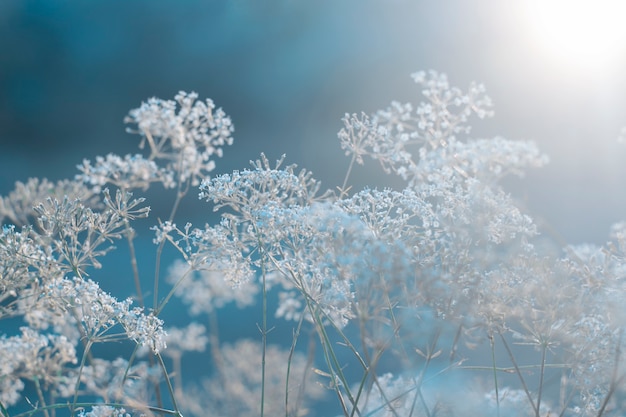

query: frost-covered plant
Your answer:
[1,73,625,417]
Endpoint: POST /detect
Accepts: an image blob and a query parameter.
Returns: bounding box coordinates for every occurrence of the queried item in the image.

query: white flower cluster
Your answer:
[0,224,51,303]
[0,327,77,405]
[339,70,494,179]
[25,276,166,354]
[77,91,234,196]
[77,153,168,192]
[31,190,148,274]
[0,177,98,226]
[124,91,234,187]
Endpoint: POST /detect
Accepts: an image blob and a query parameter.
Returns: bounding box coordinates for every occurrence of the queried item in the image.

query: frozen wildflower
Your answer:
[337,112,390,166]
[154,218,255,287]
[339,71,548,192]
[124,91,234,187]
[339,70,495,180]
[199,153,329,215]
[0,224,51,303]
[0,327,77,406]
[150,220,177,245]
[37,276,166,353]
[8,70,626,416]
[31,189,148,274]
[123,310,167,354]
[339,187,440,262]
[77,153,169,192]
[0,178,98,227]
[101,188,151,223]
[406,136,548,190]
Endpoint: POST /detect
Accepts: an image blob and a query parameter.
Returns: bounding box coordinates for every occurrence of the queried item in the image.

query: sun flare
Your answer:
[523,0,626,73]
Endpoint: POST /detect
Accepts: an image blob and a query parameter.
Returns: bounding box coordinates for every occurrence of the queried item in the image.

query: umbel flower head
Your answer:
[124,91,234,188]
[77,91,234,193]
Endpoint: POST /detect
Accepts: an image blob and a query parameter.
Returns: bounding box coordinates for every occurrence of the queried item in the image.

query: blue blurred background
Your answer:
[3,0,626,413]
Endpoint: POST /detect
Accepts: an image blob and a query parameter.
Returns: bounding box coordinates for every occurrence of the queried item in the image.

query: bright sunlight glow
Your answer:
[523,0,626,74]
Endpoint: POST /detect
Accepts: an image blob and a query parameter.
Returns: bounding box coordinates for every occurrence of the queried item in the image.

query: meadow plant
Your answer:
[1,72,625,417]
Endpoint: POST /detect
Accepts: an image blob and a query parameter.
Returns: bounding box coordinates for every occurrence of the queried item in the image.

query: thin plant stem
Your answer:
[498,331,537,414]
[489,332,500,417]
[536,343,548,417]
[449,323,463,362]
[124,223,144,307]
[31,378,49,417]
[557,382,577,417]
[259,244,268,417]
[70,338,93,417]
[267,249,371,415]
[0,401,8,417]
[206,302,233,417]
[153,176,188,310]
[154,266,192,316]
[412,330,441,417]
[339,154,357,198]
[460,363,569,372]
[123,222,164,407]
[285,312,305,417]
[597,329,624,417]
[155,353,183,417]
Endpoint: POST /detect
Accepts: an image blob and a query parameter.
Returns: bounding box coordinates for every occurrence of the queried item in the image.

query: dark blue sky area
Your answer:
[2,0,626,243]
